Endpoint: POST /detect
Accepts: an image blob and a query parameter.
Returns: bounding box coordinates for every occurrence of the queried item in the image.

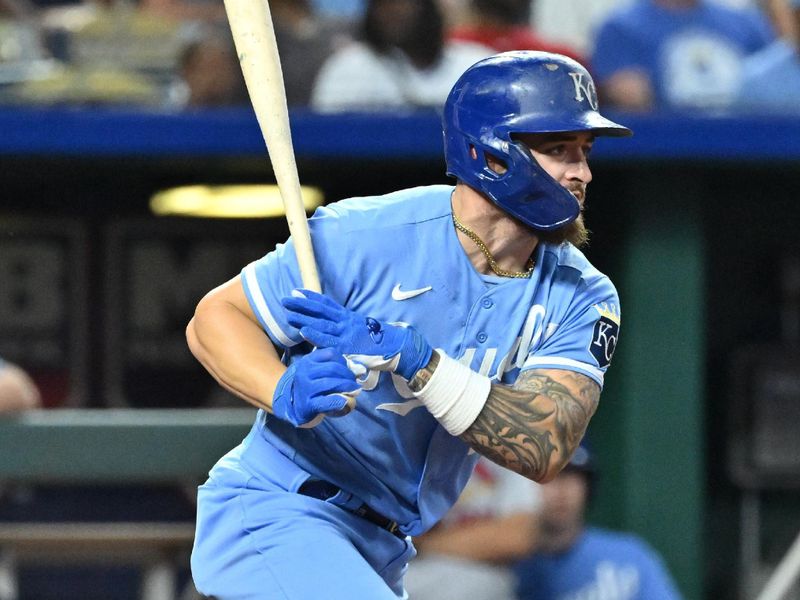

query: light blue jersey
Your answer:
[192,184,621,598]
[239,184,620,536]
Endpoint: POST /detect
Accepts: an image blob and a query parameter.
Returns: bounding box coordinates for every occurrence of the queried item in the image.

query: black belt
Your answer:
[298,479,405,539]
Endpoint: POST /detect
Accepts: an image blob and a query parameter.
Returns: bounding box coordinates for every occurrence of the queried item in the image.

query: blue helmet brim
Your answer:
[504,110,633,138]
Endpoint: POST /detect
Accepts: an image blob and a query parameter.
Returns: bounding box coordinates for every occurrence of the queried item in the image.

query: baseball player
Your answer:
[187,51,631,599]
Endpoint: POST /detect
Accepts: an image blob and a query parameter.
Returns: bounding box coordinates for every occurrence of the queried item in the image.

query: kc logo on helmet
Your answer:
[569,72,599,111]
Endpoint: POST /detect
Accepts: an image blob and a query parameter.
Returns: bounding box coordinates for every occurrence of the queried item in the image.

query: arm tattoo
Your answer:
[408,350,440,393]
[461,370,600,481]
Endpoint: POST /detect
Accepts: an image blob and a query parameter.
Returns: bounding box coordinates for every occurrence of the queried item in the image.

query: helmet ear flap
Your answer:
[476,134,581,230]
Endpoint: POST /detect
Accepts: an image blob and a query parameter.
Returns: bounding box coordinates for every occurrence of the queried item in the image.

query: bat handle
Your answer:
[286,207,321,293]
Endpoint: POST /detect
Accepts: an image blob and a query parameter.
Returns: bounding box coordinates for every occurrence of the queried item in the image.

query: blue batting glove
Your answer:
[271,348,360,428]
[281,289,433,381]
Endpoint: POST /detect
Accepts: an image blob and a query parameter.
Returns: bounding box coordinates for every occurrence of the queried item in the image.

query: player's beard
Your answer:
[536,185,590,248]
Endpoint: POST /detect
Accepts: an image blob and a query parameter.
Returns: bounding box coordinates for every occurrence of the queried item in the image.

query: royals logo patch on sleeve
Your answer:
[589,303,620,369]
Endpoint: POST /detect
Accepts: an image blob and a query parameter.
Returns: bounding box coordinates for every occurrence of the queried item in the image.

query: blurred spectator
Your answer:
[1,0,36,15]
[5,0,181,106]
[1,0,37,24]
[763,0,799,41]
[138,0,226,25]
[0,0,61,102]
[175,24,247,108]
[271,0,353,107]
[533,0,791,56]
[591,0,775,112]
[735,0,800,112]
[69,2,180,79]
[449,0,584,62]
[513,446,683,600]
[439,0,471,29]
[404,456,540,600]
[532,0,632,57]
[710,0,796,39]
[310,0,492,112]
[167,0,351,109]
[0,358,41,413]
[311,0,364,20]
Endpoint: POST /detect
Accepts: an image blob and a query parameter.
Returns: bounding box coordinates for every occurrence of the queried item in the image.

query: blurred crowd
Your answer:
[1,0,799,114]
[404,446,684,600]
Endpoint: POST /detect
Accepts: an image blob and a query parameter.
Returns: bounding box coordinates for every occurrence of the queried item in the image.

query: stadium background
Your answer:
[1,104,799,600]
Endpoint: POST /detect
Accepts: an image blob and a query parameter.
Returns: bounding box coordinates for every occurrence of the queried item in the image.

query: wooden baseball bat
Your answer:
[223,0,322,293]
[224,1,358,419]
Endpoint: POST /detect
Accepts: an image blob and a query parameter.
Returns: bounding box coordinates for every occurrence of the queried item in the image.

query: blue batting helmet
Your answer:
[443,51,632,231]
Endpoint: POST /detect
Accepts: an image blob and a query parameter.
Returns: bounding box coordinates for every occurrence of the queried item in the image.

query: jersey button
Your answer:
[477,332,488,343]
[481,298,493,309]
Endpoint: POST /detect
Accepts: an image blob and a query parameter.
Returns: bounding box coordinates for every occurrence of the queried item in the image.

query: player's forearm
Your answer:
[187,300,285,411]
[410,351,599,482]
[462,370,599,482]
[415,513,538,563]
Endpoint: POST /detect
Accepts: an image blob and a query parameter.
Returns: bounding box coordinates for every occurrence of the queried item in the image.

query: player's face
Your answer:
[515,131,594,203]
[517,132,594,247]
[539,470,588,531]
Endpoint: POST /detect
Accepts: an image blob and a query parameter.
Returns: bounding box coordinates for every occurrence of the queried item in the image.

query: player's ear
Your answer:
[485,153,508,175]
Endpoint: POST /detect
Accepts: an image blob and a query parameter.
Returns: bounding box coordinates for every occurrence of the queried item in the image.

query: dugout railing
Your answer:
[0,408,255,600]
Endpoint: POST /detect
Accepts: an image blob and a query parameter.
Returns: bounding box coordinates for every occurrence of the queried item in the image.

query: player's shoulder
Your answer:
[542,243,617,296]
[310,185,454,233]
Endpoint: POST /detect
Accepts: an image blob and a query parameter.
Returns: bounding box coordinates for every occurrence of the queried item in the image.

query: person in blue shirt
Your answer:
[591,0,775,112]
[734,0,800,113]
[186,51,632,599]
[514,446,683,600]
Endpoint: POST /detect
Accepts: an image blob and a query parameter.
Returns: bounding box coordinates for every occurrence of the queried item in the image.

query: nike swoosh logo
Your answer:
[391,284,432,301]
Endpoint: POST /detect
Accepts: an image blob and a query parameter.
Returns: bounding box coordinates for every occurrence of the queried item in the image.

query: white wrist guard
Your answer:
[412,351,491,436]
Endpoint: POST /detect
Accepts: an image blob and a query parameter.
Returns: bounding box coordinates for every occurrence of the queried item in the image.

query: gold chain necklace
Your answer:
[452,212,535,279]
